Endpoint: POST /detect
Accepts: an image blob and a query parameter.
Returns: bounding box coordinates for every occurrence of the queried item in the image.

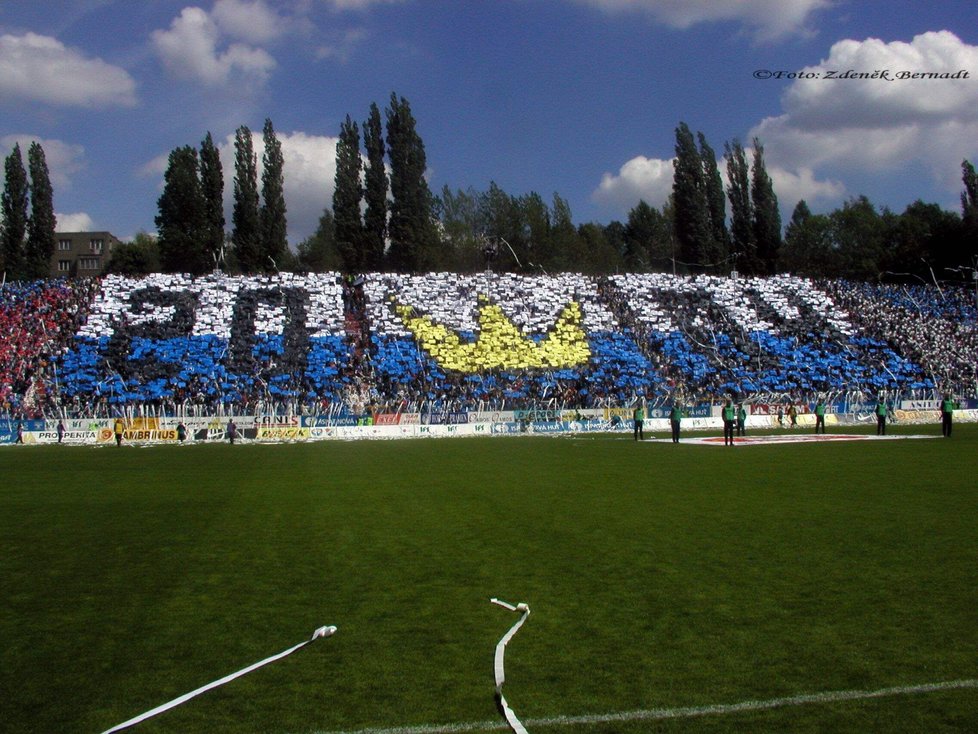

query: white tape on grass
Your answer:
[490,598,531,734]
[100,625,336,734]
[306,678,978,734]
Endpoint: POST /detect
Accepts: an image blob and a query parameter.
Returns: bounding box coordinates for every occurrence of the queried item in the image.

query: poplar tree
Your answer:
[672,122,711,272]
[698,132,729,269]
[724,139,757,274]
[362,102,387,272]
[26,142,57,279]
[260,118,288,272]
[333,114,363,273]
[156,145,208,274]
[386,93,436,272]
[1,143,28,279]
[750,137,782,274]
[232,125,261,272]
[199,131,225,270]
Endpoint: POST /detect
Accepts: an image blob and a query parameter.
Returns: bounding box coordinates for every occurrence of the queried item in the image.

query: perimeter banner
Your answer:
[256,427,311,440]
[0,419,46,443]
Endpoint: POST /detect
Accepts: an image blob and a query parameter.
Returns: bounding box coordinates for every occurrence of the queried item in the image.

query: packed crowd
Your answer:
[604,273,933,399]
[0,280,98,415]
[0,272,973,419]
[825,280,978,391]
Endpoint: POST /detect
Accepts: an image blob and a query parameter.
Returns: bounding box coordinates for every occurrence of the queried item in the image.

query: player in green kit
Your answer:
[670,402,683,443]
[875,398,887,435]
[814,399,826,434]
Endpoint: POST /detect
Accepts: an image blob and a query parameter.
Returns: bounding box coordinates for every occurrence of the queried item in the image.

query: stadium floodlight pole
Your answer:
[98,625,336,734]
[490,598,531,734]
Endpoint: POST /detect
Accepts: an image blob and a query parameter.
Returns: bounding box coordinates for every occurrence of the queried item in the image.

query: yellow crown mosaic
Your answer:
[394,298,591,372]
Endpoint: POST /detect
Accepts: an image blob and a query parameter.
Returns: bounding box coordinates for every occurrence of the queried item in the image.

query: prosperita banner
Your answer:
[34,430,99,444]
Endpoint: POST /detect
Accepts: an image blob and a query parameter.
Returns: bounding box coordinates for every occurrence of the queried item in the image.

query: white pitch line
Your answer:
[303,678,978,734]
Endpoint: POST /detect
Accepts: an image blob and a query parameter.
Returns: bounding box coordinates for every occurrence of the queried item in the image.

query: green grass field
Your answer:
[3,424,978,733]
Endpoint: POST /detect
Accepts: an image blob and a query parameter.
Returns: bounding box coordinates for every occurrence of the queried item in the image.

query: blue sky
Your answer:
[2,0,977,244]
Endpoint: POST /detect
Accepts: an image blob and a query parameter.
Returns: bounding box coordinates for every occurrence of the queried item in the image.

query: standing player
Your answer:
[875,397,887,435]
[736,403,747,437]
[939,393,954,437]
[722,399,736,446]
[633,402,645,441]
[670,401,683,443]
[113,416,125,446]
[813,398,826,434]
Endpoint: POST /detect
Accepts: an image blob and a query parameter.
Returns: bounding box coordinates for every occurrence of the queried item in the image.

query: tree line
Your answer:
[138,106,978,285]
[2,101,977,285]
[149,119,288,275]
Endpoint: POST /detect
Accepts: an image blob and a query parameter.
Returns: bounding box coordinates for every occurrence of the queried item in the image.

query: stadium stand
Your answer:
[1,272,975,420]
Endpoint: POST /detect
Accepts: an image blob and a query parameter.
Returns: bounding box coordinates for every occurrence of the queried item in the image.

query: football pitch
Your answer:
[2,425,977,733]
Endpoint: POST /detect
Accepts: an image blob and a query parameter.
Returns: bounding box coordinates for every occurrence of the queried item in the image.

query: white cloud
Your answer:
[0,32,136,107]
[325,0,405,10]
[315,28,368,63]
[781,31,978,130]
[0,135,86,189]
[151,6,276,88]
[571,0,829,40]
[592,155,675,212]
[751,31,978,196]
[277,131,341,243]
[138,152,171,181]
[766,165,845,207]
[212,0,286,44]
[55,212,95,232]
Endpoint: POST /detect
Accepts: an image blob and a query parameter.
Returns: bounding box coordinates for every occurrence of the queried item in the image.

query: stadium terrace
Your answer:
[1,271,976,422]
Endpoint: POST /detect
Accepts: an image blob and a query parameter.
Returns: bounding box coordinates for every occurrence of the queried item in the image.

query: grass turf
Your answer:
[2,424,977,733]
